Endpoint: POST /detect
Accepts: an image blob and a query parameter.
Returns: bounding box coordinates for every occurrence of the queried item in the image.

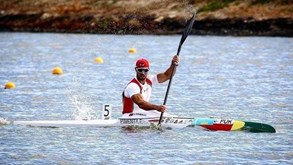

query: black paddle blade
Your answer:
[177,14,196,55]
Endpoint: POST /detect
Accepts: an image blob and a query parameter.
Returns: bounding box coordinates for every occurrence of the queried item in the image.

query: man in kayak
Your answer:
[122,55,179,118]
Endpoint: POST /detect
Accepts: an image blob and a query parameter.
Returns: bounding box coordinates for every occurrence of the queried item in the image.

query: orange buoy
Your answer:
[4,81,15,89]
[95,57,104,64]
[128,48,136,54]
[52,67,63,75]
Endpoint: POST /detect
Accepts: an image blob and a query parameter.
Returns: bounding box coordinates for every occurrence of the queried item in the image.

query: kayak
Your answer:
[7,117,275,133]
[1,105,276,133]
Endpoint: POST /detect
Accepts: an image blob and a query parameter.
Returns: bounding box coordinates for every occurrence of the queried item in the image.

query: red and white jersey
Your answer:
[122,75,158,114]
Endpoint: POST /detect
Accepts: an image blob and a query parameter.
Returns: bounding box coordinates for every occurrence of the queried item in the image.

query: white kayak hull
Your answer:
[12,117,193,129]
[2,104,276,132]
[13,119,122,127]
[4,117,276,132]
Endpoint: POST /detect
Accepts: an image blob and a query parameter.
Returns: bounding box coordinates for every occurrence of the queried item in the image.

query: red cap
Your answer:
[136,58,149,68]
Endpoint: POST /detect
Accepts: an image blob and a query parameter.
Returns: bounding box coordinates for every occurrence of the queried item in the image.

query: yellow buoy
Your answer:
[4,81,15,89]
[52,67,63,75]
[128,48,136,54]
[95,57,104,64]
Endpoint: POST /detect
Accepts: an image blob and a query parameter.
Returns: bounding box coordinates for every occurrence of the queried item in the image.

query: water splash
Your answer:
[182,0,197,15]
[68,94,96,120]
[0,118,10,125]
[66,74,97,120]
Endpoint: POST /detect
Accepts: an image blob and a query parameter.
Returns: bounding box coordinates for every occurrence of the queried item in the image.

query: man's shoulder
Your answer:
[148,75,158,85]
[126,81,141,89]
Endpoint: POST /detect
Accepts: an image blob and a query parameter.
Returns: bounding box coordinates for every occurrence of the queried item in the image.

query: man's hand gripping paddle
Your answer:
[158,14,196,125]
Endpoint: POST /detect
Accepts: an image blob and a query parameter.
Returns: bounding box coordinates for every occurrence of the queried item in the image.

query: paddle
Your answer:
[158,13,196,125]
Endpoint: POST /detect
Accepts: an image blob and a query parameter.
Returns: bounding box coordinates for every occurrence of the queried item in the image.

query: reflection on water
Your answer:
[0,33,292,164]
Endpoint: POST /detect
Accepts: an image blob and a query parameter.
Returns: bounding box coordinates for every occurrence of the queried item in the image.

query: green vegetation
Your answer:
[249,0,291,6]
[198,0,236,13]
[250,0,272,5]
[279,0,291,5]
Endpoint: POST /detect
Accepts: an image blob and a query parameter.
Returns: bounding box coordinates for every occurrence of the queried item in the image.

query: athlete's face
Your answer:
[135,68,149,81]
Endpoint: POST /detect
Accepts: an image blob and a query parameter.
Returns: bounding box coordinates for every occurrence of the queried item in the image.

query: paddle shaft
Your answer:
[158,48,180,118]
[158,14,195,125]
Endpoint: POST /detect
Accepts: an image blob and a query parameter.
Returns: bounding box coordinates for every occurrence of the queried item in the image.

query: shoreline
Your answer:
[1,0,292,37]
[1,14,292,37]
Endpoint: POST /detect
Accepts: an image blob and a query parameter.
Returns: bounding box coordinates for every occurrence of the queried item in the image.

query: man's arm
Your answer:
[131,94,166,112]
[157,55,179,83]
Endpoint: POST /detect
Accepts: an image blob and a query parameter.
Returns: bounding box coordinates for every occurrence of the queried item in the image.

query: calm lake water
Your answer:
[0,33,292,164]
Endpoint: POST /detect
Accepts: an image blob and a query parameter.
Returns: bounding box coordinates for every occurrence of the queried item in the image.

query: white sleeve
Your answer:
[124,83,141,98]
[149,75,159,85]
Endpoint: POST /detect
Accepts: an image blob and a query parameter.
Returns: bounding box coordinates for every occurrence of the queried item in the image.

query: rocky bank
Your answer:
[0,0,292,36]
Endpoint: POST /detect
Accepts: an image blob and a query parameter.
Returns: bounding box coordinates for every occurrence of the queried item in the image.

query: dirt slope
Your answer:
[0,0,292,36]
